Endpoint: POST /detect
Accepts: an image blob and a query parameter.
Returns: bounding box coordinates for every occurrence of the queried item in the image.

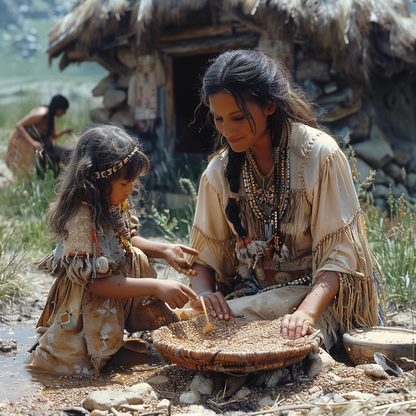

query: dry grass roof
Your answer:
[48,0,416,80]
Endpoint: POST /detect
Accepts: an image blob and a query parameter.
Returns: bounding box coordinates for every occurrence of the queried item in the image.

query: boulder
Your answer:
[384,162,405,183]
[374,184,390,199]
[393,148,411,168]
[352,137,394,169]
[352,157,373,185]
[392,182,409,199]
[373,168,386,185]
[406,172,416,193]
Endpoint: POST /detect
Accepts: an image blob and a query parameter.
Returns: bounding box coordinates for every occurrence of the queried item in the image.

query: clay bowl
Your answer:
[343,326,416,366]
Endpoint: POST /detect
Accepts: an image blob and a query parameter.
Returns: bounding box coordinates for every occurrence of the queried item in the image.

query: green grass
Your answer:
[0,15,106,146]
[0,92,95,308]
[0,168,56,255]
[0,235,29,309]
[0,11,107,309]
[365,195,416,306]
[350,145,416,307]
[0,90,100,151]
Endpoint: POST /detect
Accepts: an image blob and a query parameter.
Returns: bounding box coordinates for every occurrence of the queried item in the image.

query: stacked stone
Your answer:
[296,50,416,208]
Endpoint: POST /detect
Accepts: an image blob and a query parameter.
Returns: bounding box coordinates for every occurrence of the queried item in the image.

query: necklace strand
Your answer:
[242,122,291,255]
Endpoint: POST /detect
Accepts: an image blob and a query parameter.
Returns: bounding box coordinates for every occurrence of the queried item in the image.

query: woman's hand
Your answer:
[190,291,236,320]
[280,311,315,340]
[131,237,199,276]
[153,280,198,309]
[33,141,43,152]
[280,271,340,340]
[164,244,199,276]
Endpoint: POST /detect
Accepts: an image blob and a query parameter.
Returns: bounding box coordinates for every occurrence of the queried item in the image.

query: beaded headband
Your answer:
[93,147,140,180]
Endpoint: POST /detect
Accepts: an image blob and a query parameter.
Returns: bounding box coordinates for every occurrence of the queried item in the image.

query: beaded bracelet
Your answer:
[197,290,213,297]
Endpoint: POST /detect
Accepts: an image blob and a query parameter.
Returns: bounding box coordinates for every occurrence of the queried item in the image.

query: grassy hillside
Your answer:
[0,9,107,107]
[0,11,107,145]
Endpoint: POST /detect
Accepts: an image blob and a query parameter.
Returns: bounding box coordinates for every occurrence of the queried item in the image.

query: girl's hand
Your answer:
[280,311,315,340]
[33,142,43,152]
[154,280,198,309]
[165,244,199,276]
[190,291,236,320]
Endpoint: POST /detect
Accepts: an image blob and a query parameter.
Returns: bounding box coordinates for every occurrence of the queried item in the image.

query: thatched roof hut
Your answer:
[47,0,416,205]
[49,0,416,79]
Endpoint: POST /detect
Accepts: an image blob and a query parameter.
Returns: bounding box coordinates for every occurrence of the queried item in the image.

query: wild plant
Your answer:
[349,144,416,307]
[0,231,28,309]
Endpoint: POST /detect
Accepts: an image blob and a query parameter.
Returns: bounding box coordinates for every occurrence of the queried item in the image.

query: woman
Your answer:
[188,49,383,349]
[5,94,73,177]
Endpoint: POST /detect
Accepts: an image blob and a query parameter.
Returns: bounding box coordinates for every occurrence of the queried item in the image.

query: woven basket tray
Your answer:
[151,315,323,373]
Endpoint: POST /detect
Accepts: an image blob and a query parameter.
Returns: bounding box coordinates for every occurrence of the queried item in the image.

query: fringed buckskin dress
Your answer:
[26,204,177,376]
[188,122,384,349]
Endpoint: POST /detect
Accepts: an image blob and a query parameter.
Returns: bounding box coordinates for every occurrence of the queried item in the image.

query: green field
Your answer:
[0,13,107,111]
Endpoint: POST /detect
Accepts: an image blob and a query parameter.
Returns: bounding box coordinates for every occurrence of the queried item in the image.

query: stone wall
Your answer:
[297,49,416,208]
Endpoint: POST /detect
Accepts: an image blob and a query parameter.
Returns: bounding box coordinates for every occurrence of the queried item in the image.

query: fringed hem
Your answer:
[188,225,236,273]
[333,272,378,331]
[312,210,379,331]
[313,210,364,270]
[36,252,130,283]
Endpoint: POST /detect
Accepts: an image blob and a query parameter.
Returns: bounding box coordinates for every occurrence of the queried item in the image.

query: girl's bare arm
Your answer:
[88,275,198,309]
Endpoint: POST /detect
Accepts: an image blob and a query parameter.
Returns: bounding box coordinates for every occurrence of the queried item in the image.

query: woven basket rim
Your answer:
[153,338,318,364]
[151,322,323,372]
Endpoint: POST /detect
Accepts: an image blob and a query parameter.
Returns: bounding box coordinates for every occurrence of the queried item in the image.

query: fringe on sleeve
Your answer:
[313,211,379,331]
[188,225,236,284]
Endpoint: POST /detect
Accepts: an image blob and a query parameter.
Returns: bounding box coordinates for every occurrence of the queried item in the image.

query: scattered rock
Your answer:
[156,398,170,409]
[82,390,145,411]
[258,396,276,408]
[0,339,18,352]
[146,375,169,385]
[307,347,337,378]
[356,364,389,379]
[189,372,214,395]
[342,391,376,400]
[235,386,251,399]
[90,410,109,416]
[179,389,201,404]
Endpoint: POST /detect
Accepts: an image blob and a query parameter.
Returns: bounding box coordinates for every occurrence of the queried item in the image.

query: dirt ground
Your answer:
[0,259,416,416]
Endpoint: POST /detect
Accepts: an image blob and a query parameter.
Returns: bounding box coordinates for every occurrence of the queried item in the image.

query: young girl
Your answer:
[26,123,198,376]
[188,49,384,350]
[5,94,73,177]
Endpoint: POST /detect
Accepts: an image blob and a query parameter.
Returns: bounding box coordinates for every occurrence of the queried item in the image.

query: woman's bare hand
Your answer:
[190,291,236,320]
[280,311,315,340]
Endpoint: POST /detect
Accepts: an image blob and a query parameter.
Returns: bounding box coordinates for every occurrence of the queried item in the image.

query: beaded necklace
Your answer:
[110,201,133,253]
[242,122,290,257]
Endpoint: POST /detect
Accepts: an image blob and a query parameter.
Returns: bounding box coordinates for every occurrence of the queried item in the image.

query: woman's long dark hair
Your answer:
[45,94,69,145]
[200,49,318,241]
[47,123,150,239]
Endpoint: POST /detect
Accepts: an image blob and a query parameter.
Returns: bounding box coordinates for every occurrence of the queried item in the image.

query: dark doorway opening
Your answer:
[173,53,217,155]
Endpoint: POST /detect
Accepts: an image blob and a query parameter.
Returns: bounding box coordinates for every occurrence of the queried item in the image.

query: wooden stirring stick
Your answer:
[200,296,214,333]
